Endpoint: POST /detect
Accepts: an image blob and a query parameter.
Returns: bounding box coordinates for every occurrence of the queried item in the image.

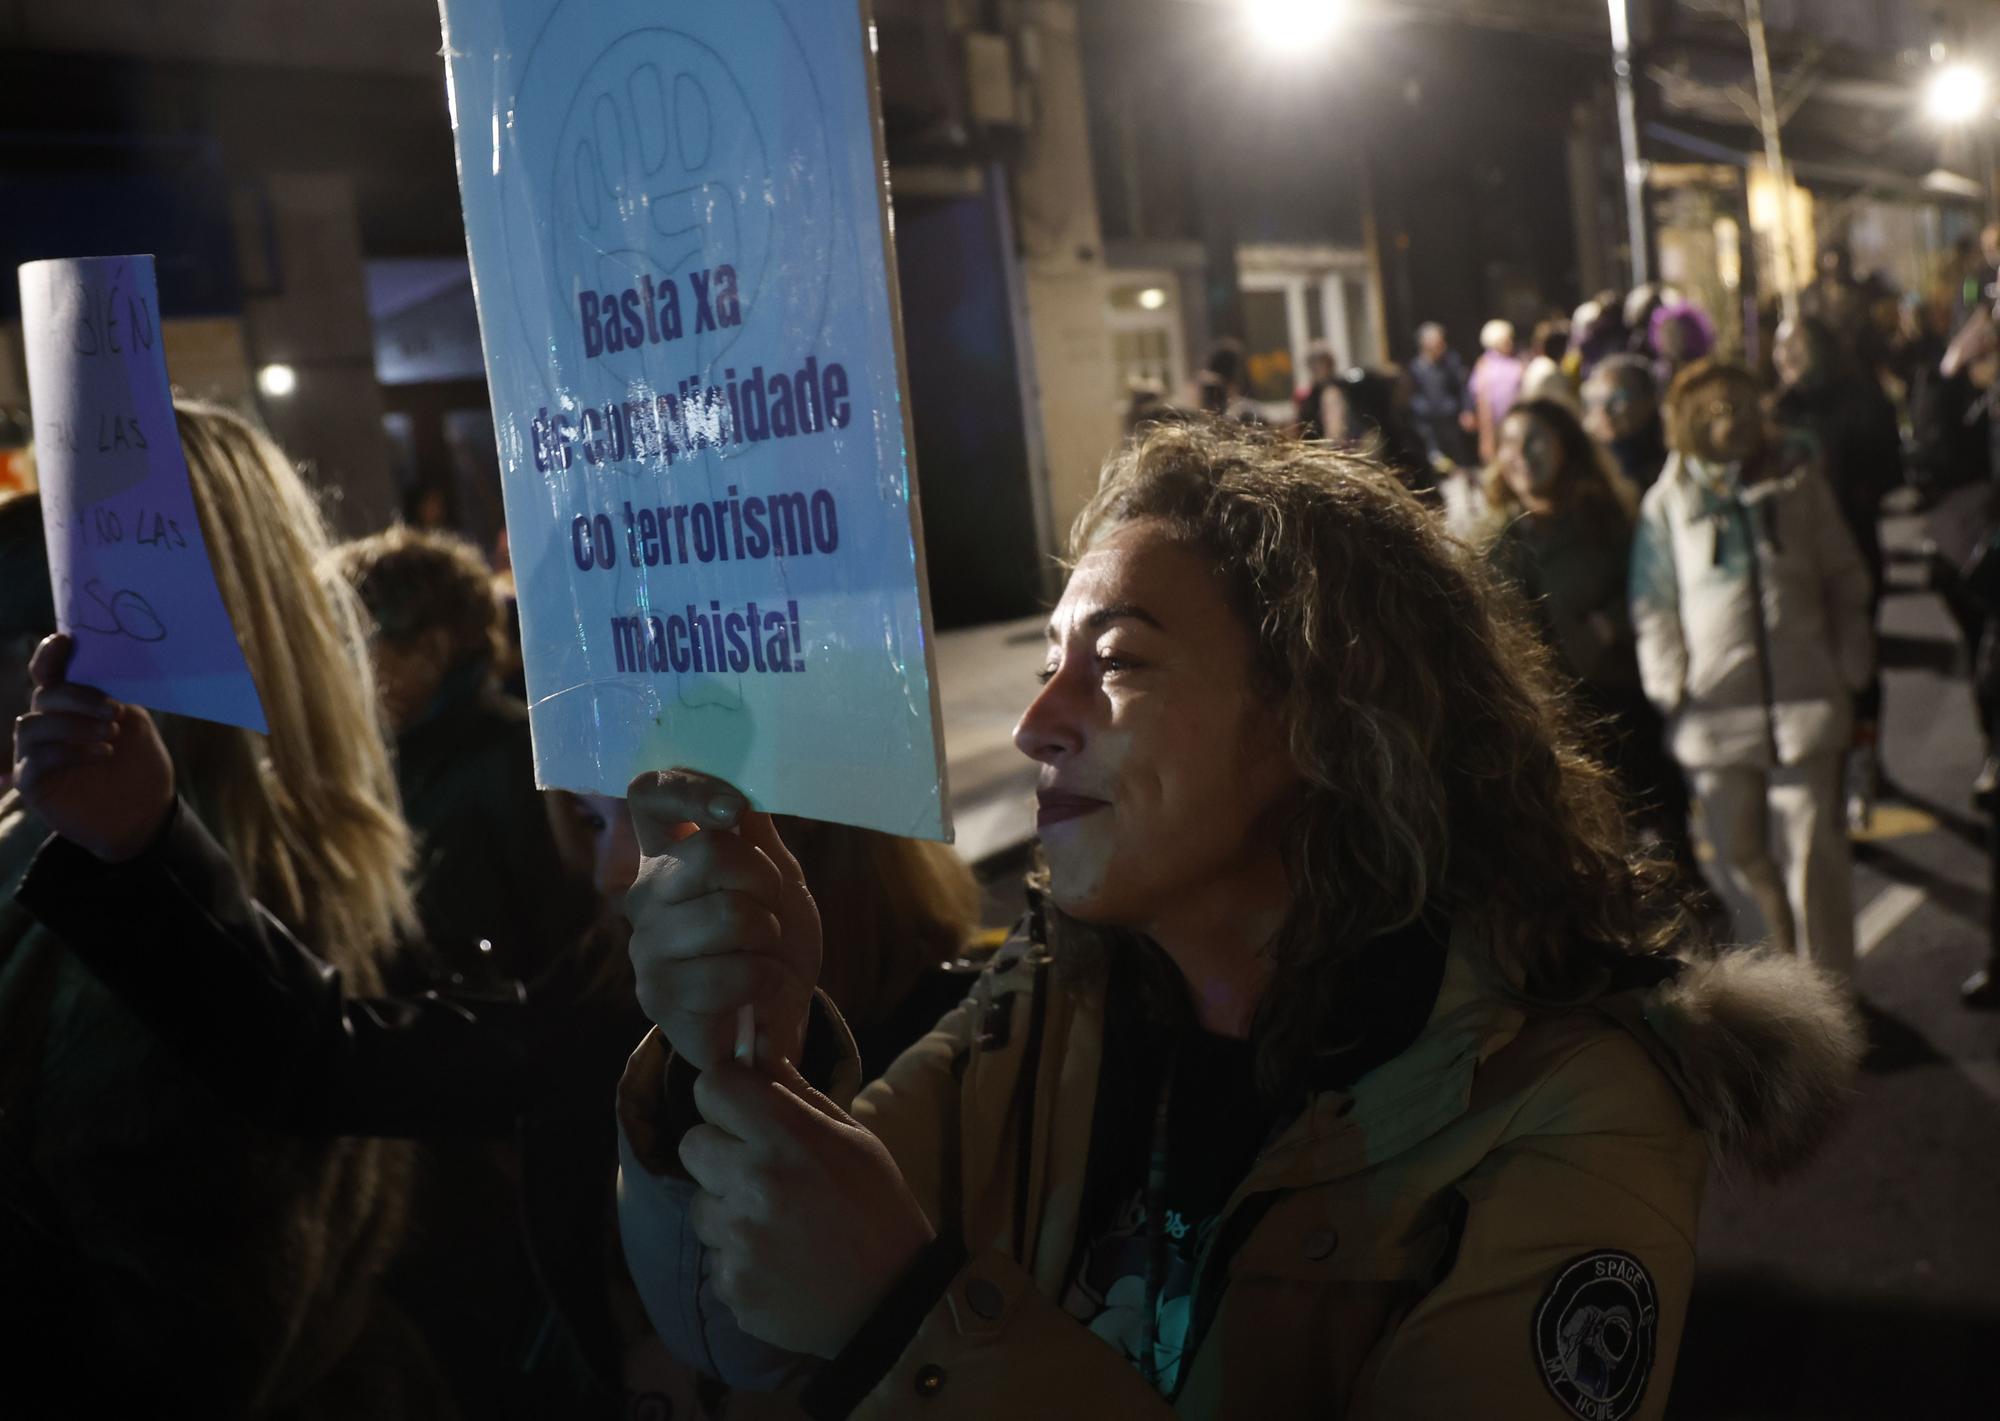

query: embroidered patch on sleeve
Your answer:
[1533,1250,1659,1420]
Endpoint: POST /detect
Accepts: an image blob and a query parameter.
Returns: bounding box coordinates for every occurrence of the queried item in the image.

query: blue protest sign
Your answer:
[439,0,950,840]
[18,254,267,733]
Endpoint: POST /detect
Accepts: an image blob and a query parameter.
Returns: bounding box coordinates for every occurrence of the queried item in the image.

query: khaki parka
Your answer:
[618,924,1861,1420]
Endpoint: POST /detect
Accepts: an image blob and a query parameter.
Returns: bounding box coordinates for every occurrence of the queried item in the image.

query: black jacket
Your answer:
[15,802,982,1407]
[1408,350,1471,424]
[1608,420,1671,494]
[18,801,625,1137]
[395,664,599,992]
[17,802,639,1408]
[1773,376,1900,587]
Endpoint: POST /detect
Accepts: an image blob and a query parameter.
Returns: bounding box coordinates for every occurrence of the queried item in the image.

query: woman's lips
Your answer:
[1036,792,1109,829]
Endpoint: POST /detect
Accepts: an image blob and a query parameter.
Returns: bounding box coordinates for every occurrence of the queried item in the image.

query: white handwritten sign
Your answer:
[439,0,949,839]
[19,254,267,732]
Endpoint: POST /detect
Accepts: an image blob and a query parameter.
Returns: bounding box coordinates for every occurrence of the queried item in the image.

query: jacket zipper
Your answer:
[1009,954,1051,1268]
[1737,499,1783,765]
[1169,1187,1280,1402]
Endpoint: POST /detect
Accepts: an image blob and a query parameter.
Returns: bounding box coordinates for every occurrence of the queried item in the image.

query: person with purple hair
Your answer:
[1648,301,1717,388]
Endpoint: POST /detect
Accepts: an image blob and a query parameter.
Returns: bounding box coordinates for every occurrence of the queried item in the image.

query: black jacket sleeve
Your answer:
[14,799,625,1138]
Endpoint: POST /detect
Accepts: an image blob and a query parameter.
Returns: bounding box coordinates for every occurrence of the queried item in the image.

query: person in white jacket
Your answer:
[1630,359,1874,982]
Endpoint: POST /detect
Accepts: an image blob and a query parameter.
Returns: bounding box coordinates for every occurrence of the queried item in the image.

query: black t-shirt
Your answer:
[1055,923,1452,1397]
[1061,1006,1275,1396]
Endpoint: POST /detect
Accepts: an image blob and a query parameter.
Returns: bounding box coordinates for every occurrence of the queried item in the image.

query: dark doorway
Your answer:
[893,181,1045,629]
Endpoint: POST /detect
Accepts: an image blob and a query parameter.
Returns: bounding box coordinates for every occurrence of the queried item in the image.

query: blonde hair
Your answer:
[169,402,413,982]
[780,818,980,1026]
[1480,318,1516,352]
[0,406,418,1406]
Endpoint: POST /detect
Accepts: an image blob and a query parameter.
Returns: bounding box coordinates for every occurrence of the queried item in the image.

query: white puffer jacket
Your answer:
[1629,450,1873,769]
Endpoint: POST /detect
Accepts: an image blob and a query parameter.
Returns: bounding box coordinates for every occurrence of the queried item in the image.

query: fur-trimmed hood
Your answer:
[1630,948,1866,1179]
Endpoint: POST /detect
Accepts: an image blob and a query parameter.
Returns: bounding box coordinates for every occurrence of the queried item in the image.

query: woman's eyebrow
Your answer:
[1045,602,1167,643]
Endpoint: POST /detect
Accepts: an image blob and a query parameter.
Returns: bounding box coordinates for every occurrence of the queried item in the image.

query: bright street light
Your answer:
[1244,0,1345,53]
[256,362,298,398]
[1926,62,1991,126]
[1137,286,1168,311]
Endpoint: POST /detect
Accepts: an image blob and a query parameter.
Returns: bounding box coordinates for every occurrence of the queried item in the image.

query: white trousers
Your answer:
[1690,755,1856,982]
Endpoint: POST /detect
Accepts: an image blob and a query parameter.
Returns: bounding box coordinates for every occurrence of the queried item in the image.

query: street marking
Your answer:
[1856,884,1926,958]
[1849,805,1939,843]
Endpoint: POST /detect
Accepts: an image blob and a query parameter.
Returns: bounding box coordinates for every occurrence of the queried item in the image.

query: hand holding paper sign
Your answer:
[625,768,822,1071]
[678,1055,935,1360]
[440,0,948,838]
[12,633,176,862]
[18,254,267,734]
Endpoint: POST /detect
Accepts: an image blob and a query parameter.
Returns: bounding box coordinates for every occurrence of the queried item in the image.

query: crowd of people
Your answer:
[1175,242,1999,1004]
[5,233,1991,1415]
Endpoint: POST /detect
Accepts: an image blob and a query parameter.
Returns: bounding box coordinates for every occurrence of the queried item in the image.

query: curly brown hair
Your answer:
[1060,419,1685,1099]
[324,523,503,670]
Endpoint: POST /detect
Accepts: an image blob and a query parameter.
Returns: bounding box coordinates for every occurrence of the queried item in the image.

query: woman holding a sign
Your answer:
[16,419,1867,1418]
[1,403,435,1413]
[609,423,1863,1420]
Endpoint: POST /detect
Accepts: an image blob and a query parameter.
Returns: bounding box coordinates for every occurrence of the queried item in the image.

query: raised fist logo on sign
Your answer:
[553,35,767,384]
[497,3,836,424]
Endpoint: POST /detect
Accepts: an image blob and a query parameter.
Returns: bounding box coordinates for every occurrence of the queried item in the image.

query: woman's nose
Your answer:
[1013,667,1083,765]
